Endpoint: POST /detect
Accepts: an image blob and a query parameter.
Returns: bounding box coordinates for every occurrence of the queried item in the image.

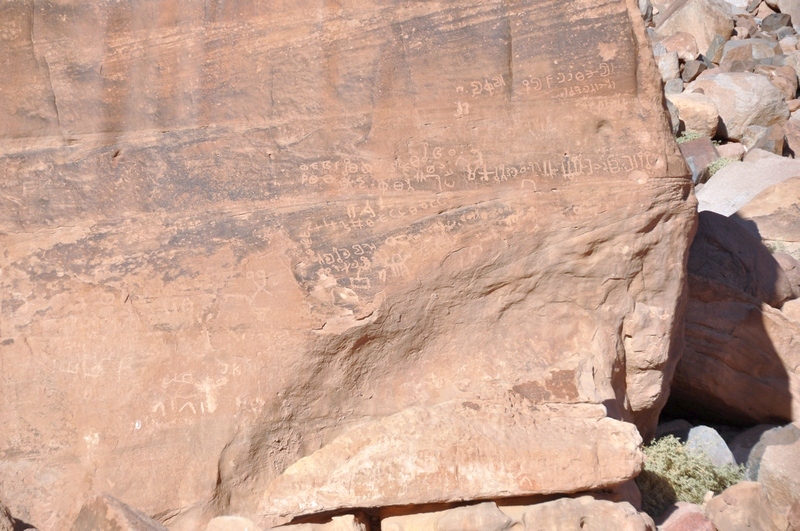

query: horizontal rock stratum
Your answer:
[0,0,695,528]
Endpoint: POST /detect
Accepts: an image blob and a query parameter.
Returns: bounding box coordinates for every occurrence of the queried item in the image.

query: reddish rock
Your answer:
[668,275,800,425]
[756,423,800,517]
[0,0,695,528]
[515,496,654,531]
[687,211,794,307]
[662,32,701,61]
[688,73,790,141]
[382,502,512,531]
[677,136,720,183]
[705,482,783,531]
[736,176,800,259]
[656,0,735,52]
[657,502,716,531]
[753,64,799,101]
[256,403,642,526]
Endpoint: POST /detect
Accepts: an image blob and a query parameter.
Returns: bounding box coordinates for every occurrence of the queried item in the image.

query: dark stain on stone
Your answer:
[512,370,579,404]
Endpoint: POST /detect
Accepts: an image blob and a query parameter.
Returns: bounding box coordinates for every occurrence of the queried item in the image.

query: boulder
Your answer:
[688,72,790,141]
[774,252,800,296]
[756,423,800,515]
[513,496,654,531]
[70,494,167,531]
[779,0,800,30]
[686,425,737,467]
[682,60,708,82]
[677,136,720,183]
[662,32,701,61]
[669,211,800,424]
[665,78,687,93]
[720,38,780,66]
[705,482,783,531]
[0,0,696,528]
[656,0,735,52]
[656,502,715,531]
[381,502,513,531]
[740,124,785,154]
[728,423,780,465]
[736,176,800,258]
[687,211,794,307]
[783,115,800,155]
[715,141,746,160]
[762,12,793,33]
[659,52,683,81]
[257,402,643,525]
[667,274,800,425]
[696,149,800,214]
[667,92,720,136]
[753,64,799,100]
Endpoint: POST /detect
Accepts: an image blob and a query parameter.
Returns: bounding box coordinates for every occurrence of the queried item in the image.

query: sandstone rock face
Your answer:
[0,1,694,528]
[669,275,800,424]
[687,211,794,308]
[70,494,168,531]
[669,212,800,424]
[257,403,642,524]
[688,72,790,141]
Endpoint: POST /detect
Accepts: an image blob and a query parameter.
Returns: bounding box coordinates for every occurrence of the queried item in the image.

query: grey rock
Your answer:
[706,34,728,64]
[658,52,681,82]
[665,78,686,94]
[762,12,792,32]
[687,72,789,141]
[696,149,800,214]
[683,60,708,81]
[686,425,737,467]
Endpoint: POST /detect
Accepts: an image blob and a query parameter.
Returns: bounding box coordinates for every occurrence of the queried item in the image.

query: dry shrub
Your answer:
[636,435,744,517]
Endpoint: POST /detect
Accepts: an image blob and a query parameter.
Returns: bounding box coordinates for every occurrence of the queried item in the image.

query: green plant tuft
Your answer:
[706,157,734,178]
[676,131,704,143]
[636,435,744,518]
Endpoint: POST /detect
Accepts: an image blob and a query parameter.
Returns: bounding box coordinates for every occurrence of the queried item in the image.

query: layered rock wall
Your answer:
[0,0,695,528]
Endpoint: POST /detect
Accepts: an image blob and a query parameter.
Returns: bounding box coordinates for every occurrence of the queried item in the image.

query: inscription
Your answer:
[455,75,508,98]
[520,62,616,99]
[291,202,518,306]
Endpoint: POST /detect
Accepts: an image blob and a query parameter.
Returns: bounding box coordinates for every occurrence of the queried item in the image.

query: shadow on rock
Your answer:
[665,210,795,426]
